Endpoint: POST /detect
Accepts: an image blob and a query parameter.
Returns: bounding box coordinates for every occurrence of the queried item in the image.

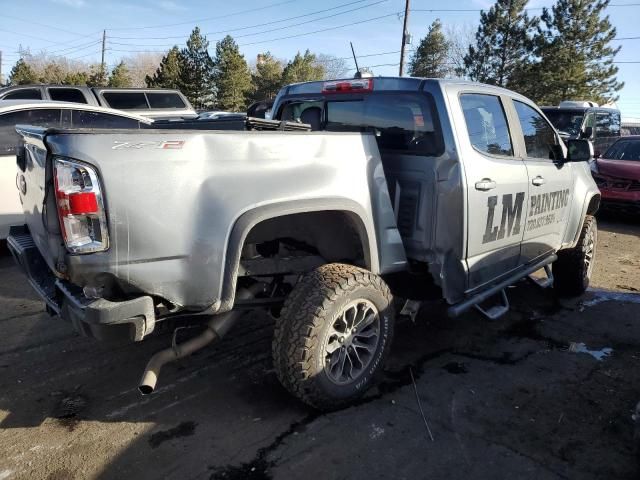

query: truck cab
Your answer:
[271,78,599,300]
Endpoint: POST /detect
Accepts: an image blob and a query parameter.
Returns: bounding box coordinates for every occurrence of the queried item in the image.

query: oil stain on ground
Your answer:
[148,421,197,449]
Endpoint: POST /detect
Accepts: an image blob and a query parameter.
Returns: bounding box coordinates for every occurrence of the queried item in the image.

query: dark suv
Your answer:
[541,102,621,157]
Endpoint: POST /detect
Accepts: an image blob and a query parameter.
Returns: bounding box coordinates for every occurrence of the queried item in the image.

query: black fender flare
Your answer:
[216,198,379,313]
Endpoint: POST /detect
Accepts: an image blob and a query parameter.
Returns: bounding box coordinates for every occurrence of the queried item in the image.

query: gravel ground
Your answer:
[0,213,638,480]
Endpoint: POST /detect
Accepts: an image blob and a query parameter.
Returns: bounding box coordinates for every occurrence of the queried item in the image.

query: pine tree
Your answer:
[463,0,538,94]
[87,65,107,87]
[534,0,622,104]
[108,62,132,87]
[212,35,252,111]
[146,46,183,89]
[251,52,284,101]
[8,59,38,85]
[62,71,89,86]
[281,50,324,85]
[409,19,451,78]
[178,27,215,109]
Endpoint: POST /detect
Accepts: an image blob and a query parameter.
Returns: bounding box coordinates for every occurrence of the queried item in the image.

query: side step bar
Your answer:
[448,254,557,319]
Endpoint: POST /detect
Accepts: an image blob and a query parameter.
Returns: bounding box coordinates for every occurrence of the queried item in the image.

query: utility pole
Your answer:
[0,50,3,85]
[100,30,106,84]
[398,0,410,76]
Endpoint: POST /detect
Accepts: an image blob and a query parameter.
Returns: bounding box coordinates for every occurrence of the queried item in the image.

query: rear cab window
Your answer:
[460,93,513,156]
[277,92,444,157]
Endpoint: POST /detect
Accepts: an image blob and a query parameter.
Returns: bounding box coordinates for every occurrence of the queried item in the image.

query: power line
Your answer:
[239,11,403,47]
[107,0,298,31]
[39,39,103,57]
[104,10,404,52]
[107,0,388,48]
[410,2,640,13]
[109,0,379,40]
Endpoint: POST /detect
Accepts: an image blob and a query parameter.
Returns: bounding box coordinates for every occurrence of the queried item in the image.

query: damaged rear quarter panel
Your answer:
[47,130,406,311]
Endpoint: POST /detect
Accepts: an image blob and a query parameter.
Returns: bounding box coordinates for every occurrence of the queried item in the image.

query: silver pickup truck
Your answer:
[8,77,600,410]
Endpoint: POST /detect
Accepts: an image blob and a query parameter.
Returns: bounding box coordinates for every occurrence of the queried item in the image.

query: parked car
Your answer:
[0,85,197,120]
[542,101,621,157]
[0,100,152,240]
[622,117,640,136]
[591,136,640,212]
[8,77,599,410]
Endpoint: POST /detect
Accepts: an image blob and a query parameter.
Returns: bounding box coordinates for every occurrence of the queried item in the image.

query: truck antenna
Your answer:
[350,42,361,77]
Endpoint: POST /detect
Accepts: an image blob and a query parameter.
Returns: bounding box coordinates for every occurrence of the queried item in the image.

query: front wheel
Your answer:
[553,215,597,296]
[272,263,394,410]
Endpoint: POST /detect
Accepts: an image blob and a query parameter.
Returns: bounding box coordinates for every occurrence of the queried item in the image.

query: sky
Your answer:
[0,0,639,118]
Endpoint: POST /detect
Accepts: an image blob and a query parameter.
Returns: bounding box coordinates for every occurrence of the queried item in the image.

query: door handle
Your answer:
[532,176,546,186]
[475,178,496,191]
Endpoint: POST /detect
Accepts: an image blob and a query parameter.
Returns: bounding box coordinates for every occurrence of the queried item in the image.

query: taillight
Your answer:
[322,78,373,94]
[54,157,109,253]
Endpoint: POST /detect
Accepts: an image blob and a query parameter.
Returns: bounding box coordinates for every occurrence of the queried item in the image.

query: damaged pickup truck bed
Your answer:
[8,77,600,409]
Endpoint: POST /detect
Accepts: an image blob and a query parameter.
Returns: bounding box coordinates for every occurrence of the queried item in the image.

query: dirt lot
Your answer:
[0,213,638,480]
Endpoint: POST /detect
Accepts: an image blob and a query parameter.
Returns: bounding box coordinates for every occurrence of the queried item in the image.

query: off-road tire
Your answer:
[272,263,394,410]
[553,215,597,296]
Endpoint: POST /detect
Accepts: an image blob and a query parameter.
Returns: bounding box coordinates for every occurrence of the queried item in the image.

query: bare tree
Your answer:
[444,23,475,79]
[16,46,95,82]
[315,53,350,80]
[122,52,166,87]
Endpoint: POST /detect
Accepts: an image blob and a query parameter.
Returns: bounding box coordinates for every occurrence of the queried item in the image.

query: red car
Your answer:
[591,136,640,213]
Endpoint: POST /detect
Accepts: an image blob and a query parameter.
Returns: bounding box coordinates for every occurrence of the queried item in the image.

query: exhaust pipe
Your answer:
[138,283,264,395]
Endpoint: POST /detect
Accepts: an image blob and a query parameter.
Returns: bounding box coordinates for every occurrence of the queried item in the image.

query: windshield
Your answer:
[542,109,585,137]
[603,139,640,161]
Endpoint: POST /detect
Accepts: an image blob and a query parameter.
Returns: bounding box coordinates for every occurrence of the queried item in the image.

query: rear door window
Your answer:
[324,93,444,156]
[70,110,142,129]
[102,92,149,109]
[146,92,186,109]
[0,109,62,154]
[48,88,88,104]
[513,100,560,160]
[460,94,513,156]
[2,88,42,100]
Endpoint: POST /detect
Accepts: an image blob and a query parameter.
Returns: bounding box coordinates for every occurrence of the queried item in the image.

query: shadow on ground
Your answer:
[0,220,639,479]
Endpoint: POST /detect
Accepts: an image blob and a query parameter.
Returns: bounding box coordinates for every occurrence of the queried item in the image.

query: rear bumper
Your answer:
[7,225,156,342]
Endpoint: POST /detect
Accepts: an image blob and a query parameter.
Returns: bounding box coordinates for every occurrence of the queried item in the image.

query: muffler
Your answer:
[138,283,264,395]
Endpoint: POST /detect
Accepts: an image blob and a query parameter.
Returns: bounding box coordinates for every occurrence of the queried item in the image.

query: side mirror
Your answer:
[567,139,593,162]
[580,126,593,139]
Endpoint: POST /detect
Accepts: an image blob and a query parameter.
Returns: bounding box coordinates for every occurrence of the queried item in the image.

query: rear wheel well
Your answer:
[241,211,370,275]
